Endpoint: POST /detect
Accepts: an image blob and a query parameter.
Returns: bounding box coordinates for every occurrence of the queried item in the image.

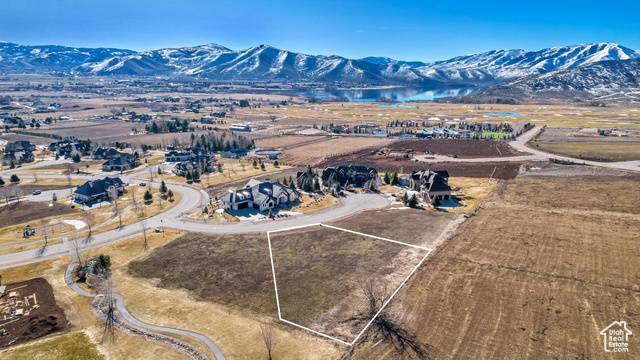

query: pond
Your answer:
[275,86,479,102]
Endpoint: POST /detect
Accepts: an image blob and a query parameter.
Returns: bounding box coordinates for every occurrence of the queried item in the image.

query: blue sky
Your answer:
[1,0,638,62]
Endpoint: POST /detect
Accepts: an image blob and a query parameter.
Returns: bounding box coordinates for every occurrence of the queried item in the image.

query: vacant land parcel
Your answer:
[269,224,430,343]
[347,175,640,360]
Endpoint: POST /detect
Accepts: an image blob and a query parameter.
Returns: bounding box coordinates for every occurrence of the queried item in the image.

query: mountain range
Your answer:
[0,41,639,93]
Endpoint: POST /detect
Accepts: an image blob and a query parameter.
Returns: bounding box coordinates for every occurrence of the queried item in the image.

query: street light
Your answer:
[161,219,164,237]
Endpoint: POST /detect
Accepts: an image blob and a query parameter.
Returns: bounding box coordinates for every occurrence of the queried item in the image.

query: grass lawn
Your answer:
[482,131,510,139]
[1,331,103,360]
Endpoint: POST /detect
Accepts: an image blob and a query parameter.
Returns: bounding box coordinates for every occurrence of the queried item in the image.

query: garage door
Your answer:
[253,203,260,210]
[237,202,249,210]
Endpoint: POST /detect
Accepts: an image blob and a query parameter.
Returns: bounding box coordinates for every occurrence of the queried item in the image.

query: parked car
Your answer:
[32,190,42,195]
[139,182,146,186]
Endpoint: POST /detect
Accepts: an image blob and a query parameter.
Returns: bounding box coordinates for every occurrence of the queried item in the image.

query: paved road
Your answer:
[414,126,640,171]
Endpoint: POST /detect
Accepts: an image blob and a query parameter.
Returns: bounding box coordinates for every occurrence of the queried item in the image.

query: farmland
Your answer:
[345,174,640,359]
[255,135,326,149]
[281,137,394,165]
[388,138,524,158]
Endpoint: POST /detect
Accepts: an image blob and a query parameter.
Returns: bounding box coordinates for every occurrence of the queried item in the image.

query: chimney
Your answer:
[265,178,270,183]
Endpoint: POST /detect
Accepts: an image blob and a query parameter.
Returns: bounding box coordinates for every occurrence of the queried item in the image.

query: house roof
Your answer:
[428,180,451,193]
[103,154,137,166]
[75,177,124,197]
[222,180,294,205]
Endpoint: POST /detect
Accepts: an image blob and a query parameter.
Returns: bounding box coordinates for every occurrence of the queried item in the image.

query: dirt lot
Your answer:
[128,208,456,341]
[388,139,525,158]
[0,278,69,349]
[0,201,76,229]
[345,175,640,360]
[281,137,394,165]
[317,148,524,179]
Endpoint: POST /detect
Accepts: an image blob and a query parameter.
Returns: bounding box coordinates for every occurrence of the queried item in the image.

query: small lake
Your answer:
[275,86,479,102]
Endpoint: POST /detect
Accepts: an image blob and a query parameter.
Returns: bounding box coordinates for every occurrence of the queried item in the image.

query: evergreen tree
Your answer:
[253,159,258,168]
[401,192,409,205]
[369,180,376,191]
[383,172,391,185]
[260,163,265,171]
[282,177,288,186]
[159,180,168,194]
[431,195,441,208]
[10,174,20,183]
[335,183,342,193]
[144,190,153,202]
[192,170,200,181]
[313,178,320,192]
[274,160,279,167]
[391,172,399,186]
[0,177,4,186]
[186,171,192,181]
[167,189,174,201]
[408,194,417,208]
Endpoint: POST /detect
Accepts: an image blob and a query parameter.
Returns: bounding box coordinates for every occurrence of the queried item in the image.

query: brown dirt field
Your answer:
[0,201,76,229]
[388,139,525,158]
[281,137,394,165]
[255,135,326,149]
[0,278,69,349]
[317,148,524,179]
[345,175,640,360]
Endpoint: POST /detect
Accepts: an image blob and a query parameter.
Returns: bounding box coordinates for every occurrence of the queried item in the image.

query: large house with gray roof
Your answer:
[221,179,298,212]
[400,169,452,201]
[74,177,125,203]
[321,164,380,187]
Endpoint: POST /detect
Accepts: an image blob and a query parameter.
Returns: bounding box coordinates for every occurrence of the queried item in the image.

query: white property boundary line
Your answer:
[267,223,433,346]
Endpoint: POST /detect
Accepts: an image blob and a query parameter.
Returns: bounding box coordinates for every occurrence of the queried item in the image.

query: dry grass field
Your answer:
[345,175,640,360]
[534,142,640,161]
[128,207,457,351]
[0,247,186,360]
[255,135,326,149]
[281,137,394,165]
[242,101,640,128]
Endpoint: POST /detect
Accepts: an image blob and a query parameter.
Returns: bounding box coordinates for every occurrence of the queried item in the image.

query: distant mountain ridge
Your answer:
[0,41,638,89]
[457,58,640,102]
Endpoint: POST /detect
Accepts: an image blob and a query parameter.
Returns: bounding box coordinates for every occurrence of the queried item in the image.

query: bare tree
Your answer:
[64,163,75,185]
[83,211,94,243]
[33,173,38,183]
[140,220,148,251]
[348,278,432,360]
[100,279,117,344]
[72,240,88,281]
[108,187,122,228]
[260,324,276,360]
[35,220,49,257]
[147,165,155,181]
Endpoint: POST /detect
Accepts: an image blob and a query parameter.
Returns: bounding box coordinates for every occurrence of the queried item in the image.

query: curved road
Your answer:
[63,243,226,359]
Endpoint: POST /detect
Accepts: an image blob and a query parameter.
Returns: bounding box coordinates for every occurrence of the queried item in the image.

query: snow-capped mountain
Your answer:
[1,41,638,89]
[0,41,135,72]
[454,58,640,102]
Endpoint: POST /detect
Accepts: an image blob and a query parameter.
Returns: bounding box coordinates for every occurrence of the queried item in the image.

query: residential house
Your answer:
[74,177,125,203]
[400,169,452,201]
[221,179,298,212]
[102,154,140,172]
[2,151,34,165]
[321,164,380,187]
[220,147,249,159]
[93,147,124,160]
[5,141,36,153]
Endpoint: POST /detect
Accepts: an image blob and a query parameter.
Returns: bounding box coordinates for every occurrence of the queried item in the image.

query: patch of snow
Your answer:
[63,219,86,230]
